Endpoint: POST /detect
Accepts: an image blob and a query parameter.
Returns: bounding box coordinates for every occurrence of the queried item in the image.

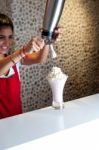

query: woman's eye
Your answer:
[9,36,14,39]
[0,36,5,40]
[9,35,14,39]
[0,35,14,41]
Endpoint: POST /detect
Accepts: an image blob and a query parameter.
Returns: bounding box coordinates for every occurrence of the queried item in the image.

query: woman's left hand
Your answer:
[52,27,61,42]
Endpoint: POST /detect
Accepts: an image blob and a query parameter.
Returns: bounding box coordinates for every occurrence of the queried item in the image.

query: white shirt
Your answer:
[0,62,20,78]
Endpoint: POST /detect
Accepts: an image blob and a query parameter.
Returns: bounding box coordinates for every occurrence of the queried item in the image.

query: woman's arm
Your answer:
[0,37,48,76]
[0,48,24,76]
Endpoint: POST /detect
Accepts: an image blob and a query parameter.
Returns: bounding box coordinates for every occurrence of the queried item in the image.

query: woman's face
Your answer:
[0,27,14,55]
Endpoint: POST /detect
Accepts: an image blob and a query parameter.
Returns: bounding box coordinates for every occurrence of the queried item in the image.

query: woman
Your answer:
[0,13,59,119]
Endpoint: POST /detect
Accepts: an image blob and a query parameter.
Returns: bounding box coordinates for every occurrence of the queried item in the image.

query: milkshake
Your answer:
[47,67,68,109]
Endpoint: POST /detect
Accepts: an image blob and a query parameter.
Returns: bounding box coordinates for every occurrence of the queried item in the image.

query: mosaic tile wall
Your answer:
[0,0,99,112]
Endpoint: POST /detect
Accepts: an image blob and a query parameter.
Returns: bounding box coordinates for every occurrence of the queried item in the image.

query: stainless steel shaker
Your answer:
[42,0,65,58]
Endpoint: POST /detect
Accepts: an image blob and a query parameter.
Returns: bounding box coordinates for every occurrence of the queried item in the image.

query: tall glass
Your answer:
[48,74,68,109]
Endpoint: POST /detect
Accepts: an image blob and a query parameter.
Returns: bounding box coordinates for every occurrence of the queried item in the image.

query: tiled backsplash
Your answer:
[0,0,99,112]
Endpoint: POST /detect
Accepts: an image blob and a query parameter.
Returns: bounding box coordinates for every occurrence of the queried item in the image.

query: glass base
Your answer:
[52,101,64,109]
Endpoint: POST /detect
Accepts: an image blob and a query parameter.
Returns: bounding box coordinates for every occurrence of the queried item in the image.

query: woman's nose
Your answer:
[3,38,11,47]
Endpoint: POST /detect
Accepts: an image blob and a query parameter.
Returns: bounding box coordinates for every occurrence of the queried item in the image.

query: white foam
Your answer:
[47,66,67,80]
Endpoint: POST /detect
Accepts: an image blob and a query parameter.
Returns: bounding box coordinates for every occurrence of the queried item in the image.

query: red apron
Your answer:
[0,65,22,119]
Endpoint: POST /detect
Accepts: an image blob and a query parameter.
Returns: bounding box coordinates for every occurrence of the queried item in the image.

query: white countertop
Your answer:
[0,94,99,150]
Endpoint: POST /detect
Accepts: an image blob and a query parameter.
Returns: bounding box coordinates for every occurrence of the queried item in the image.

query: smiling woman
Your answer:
[0,13,59,119]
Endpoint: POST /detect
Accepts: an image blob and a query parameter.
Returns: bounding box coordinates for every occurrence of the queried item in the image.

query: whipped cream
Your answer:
[47,66,67,80]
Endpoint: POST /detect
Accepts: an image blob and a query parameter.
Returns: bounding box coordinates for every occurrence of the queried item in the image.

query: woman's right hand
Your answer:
[23,37,45,55]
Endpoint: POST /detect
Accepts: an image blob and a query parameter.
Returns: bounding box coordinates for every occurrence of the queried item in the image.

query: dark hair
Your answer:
[0,13,14,31]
